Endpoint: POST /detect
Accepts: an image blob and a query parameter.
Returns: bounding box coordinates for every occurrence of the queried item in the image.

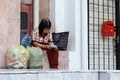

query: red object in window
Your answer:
[102,21,114,37]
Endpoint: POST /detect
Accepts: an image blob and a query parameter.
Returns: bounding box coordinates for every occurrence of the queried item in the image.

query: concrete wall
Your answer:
[50,0,79,52]
[55,0,65,32]
[100,71,120,80]
[55,0,82,70]
[64,0,75,51]
[39,0,49,22]
[49,0,55,32]
[0,0,20,68]
[21,0,32,4]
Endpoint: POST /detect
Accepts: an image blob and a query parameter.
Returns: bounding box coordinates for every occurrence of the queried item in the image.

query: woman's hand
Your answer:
[46,44,58,50]
[31,41,39,47]
[46,45,52,49]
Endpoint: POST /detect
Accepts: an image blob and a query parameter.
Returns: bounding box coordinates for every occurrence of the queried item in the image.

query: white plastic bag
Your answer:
[27,47,43,69]
[7,45,30,69]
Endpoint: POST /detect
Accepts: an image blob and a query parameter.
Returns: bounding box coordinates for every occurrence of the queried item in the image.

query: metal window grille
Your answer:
[88,0,116,70]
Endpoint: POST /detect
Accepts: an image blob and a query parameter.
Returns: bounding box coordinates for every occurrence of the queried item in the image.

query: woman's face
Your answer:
[42,28,50,36]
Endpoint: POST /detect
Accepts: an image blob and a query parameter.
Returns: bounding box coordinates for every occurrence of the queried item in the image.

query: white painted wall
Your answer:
[55,0,65,32]
[33,0,39,28]
[64,0,75,51]
[55,0,83,70]
[68,0,82,70]
[81,0,88,70]
[49,0,55,32]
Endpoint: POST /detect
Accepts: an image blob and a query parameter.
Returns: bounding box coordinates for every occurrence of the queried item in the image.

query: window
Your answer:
[21,12,28,29]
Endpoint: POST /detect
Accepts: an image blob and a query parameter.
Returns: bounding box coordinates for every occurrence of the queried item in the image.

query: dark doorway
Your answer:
[115,0,120,70]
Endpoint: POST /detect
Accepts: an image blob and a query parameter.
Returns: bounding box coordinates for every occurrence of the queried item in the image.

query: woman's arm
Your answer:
[31,41,51,50]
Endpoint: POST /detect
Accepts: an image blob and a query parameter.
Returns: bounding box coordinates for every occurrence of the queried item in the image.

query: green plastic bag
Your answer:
[7,45,30,69]
[27,47,43,69]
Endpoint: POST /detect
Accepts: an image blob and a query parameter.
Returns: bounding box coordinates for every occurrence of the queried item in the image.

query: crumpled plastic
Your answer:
[27,47,43,69]
[7,45,30,69]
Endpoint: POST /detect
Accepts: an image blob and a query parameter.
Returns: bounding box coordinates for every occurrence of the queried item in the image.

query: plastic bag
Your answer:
[52,32,69,50]
[27,47,43,69]
[20,32,31,48]
[7,45,30,69]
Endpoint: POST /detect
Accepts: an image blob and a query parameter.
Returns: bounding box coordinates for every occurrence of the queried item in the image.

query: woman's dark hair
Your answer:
[38,18,51,36]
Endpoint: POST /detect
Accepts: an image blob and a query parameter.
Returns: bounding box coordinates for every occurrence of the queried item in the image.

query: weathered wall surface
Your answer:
[21,0,32,4]
[0,0,20,68]
[39,0,49,22]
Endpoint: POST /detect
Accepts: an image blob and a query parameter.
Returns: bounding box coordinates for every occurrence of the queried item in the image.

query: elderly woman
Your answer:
[31,18,59,69]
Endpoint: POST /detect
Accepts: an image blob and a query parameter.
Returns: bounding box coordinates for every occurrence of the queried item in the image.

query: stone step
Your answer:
[0,70,120,80]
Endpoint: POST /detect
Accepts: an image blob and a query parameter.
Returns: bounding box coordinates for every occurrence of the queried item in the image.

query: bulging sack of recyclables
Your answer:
[27,47,43,69]
[7,45,30,69]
